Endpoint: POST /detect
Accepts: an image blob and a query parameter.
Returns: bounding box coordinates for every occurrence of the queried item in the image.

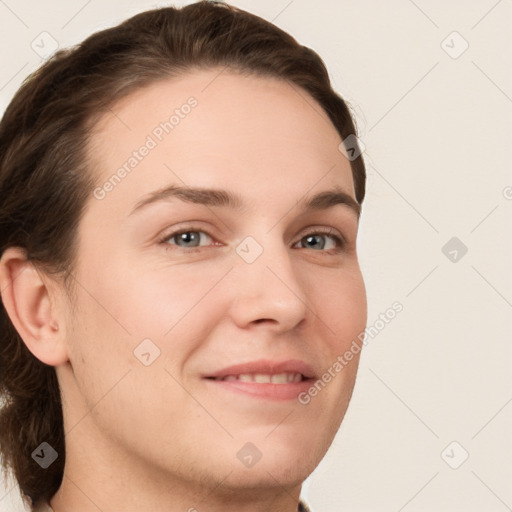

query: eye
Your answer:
[160,228,215,251]
[294,229,344,252]
[158,226,345,253]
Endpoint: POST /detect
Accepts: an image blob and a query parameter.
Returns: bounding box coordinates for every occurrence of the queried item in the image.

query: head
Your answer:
[0,2,367,510]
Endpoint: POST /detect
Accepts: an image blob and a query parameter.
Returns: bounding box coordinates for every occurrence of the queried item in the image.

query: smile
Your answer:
[208,372,304,383]
[202,359,317,400]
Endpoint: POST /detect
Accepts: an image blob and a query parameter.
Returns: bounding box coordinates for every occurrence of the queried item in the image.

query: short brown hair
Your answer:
[0,1,366,509]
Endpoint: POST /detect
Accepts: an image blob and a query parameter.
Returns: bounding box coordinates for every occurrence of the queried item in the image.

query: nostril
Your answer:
[253,318,276,324]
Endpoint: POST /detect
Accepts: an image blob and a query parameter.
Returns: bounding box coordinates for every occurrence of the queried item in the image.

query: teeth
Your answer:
[272,373,289,384]
[217,373,303,383]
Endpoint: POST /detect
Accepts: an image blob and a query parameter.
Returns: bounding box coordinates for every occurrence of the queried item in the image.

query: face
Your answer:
[58,68,367,497]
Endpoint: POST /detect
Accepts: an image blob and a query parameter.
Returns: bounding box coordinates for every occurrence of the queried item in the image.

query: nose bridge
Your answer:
[228,232,309,329]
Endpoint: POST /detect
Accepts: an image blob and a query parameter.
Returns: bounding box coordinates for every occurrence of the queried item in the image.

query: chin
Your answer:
[216,436,324,492]
[219,460,313,495]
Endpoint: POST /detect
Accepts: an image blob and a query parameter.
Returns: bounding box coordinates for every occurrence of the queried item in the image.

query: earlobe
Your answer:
[0,246,69,366]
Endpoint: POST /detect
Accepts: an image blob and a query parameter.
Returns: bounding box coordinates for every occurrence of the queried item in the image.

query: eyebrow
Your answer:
[129,184,361,218]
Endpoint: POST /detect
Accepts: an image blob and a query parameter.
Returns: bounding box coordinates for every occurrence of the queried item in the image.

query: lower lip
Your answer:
[203,378,314,401]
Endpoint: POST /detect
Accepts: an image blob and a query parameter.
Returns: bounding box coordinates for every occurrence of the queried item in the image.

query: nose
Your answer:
[227,235,309,332]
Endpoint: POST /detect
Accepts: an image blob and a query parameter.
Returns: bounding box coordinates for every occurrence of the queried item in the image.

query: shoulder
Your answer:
[34,499,309,512]
[299,498,313,512]
[32,501,53,512]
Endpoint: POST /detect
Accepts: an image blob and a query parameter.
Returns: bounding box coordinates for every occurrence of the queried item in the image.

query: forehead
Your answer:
[86,68,355,216]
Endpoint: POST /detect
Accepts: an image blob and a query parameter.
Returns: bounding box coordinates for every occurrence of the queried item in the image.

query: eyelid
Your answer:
[158,224,346,251]
[293,226,346,246]
[291,227,346,253]
[158,224,218,250]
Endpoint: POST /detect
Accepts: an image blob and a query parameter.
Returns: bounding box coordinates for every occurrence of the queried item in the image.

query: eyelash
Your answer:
[158,226,346,254]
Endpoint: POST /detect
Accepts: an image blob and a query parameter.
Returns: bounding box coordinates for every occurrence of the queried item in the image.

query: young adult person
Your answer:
[0,2,367,511]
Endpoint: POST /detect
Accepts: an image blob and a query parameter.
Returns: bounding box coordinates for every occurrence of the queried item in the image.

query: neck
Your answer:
[50,411,303,512]
[51,365,307,512]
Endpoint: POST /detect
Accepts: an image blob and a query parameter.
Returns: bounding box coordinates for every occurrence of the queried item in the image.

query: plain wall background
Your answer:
[1,1,511,511]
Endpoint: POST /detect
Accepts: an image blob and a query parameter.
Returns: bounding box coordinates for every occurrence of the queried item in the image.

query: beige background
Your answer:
[1,1,511,511]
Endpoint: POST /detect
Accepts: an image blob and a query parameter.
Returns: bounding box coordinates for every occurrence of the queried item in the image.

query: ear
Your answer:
[0,246,69,366]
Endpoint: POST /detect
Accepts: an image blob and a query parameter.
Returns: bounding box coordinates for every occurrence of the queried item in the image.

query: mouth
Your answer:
[206,372,307,383]
[202,359,316,401]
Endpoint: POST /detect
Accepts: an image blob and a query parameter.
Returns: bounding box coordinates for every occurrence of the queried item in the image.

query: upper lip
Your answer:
[203,359,316,380]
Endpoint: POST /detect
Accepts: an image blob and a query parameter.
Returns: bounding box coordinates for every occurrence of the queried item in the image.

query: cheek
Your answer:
[74,257,234,379]
[119,261,232,335]
[78,246,227,334]
[314,264,367,346]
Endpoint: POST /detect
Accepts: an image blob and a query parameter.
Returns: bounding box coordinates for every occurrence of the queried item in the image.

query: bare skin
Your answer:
[0,68,367,512]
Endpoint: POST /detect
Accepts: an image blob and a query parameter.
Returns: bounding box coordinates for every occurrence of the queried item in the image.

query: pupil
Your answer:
[180,232,198,246]
[306,234,324,249]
